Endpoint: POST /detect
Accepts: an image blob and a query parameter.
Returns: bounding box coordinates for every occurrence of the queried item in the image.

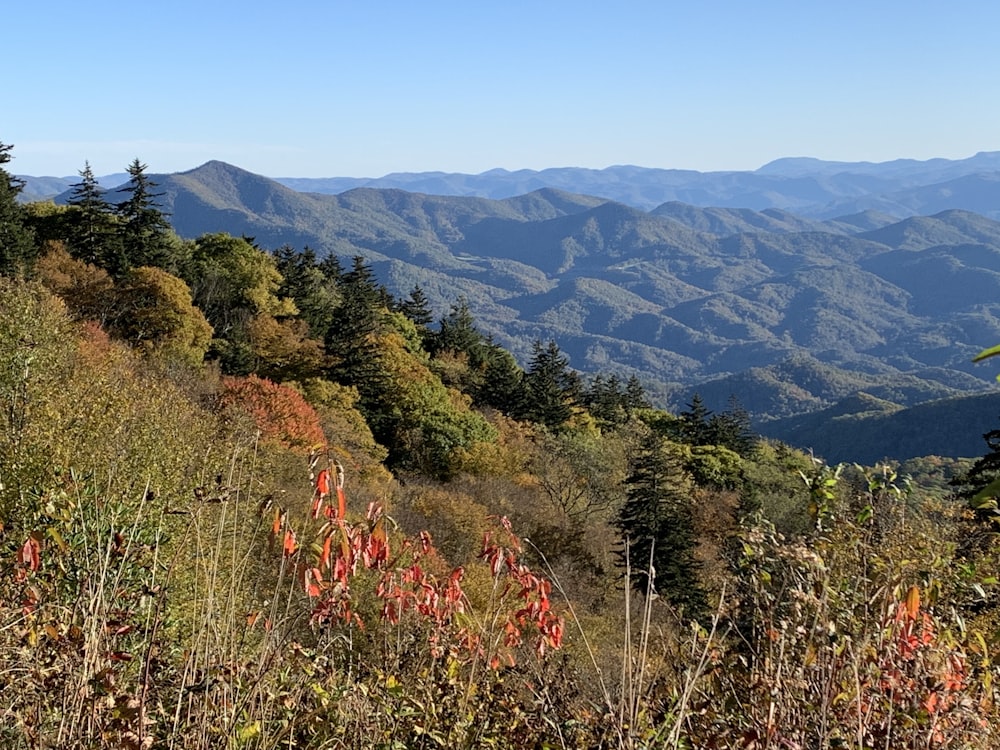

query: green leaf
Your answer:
[971,477,1000,509]
[973,344,1000,363]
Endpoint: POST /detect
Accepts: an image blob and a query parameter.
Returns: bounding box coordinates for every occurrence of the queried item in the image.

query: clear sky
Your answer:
[7,0,1000,178]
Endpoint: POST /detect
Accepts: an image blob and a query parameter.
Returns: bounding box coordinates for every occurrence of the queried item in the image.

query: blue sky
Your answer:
[7,1,1000,178]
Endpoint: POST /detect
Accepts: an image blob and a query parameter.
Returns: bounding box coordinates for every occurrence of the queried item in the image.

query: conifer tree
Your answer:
[625,375,651,411]
[396,284,434,329]
[325,256,390,393]
[273,245,340,340]
[953,424,1000,521]
[707,396,757,456]
[520,340,580,428]
[431,295,485,362]
[67,160,118,267]
[0,141,37,275]
[474,343,527,415]
[615,436,707,618]
[114,158,174,275]
[678,393,713,445]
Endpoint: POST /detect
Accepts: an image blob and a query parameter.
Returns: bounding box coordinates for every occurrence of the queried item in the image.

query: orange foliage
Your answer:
[219,374,326,453]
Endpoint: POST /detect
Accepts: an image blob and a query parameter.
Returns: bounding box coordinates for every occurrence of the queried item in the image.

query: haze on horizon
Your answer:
[7,1,1000,179]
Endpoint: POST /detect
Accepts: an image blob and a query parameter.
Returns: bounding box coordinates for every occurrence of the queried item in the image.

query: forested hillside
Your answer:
[36,159,1000,460]
[4,142,1000,748]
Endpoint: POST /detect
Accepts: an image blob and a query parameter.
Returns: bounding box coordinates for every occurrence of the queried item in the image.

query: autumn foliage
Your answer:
[218,373,326,452]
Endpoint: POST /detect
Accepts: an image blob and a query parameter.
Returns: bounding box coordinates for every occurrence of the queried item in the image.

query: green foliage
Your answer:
[106,266,213,367]
[0,141,38,274]
[184,232,293,335]
[112,158,177,274]
[430,295,485,362]
[379,330,497,478]
[687,443,744,488]
[615,434,707,618]
[519,339,580,429]
[0,279,76,508]
[66,160,120,267]
[584,373,650,424]
[273,244,341,340]
[395,283,434,330]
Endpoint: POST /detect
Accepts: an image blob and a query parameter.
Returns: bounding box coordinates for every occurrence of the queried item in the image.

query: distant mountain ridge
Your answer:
[20,150,1000,217]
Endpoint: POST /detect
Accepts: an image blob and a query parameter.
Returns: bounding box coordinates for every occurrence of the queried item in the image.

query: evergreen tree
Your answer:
[707,396,757,456]
[431,296,486,362]
[615,436,707,618]
[584,373,625,423]
[474,343,527,415]
[0,141,37,275]
[624,375,651,411]
[325,256,390,392]
[67,160,118,267]
[114,158,174,275]
[520,340,580,429]
[273,245,340,341]
[678,393,713,445]
[396,284,434,329]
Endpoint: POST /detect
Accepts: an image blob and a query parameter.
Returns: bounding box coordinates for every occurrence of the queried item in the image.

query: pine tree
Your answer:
[520,340,580,428]
[114,158,174,275]
[396,284,434,329]
[615,436,707,618]
[431,296,485,362]
[325,256,390,392]
[0,141,37,275]
[67,161,118,267]
[474,343,527,415]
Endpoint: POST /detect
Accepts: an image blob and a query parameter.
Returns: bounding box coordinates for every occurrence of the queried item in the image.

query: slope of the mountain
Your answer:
[684,355,989,421]
[758,390,1000,465]
[649,202,837,235]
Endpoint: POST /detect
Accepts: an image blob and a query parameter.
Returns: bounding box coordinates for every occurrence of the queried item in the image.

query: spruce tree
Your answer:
[325,256,389,392]
[615,436,707,618]
[114,158,173,275]
[273,245,340,340]
[520,340,580,428]
[678,393,713,445]
[474,344,527,415]
[624,375,651,411]
[396,284,434,329]
[0,141,37,275]
[67,160,118,267]
[707,396,757,456]
[431,296,485,362]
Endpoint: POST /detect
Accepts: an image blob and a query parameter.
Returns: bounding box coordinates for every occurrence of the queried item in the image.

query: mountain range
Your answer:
[22,150,1000,217]
[23,156,1000,462]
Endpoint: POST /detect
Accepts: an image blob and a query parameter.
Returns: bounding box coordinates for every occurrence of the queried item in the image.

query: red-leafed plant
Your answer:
[218,374,326,453]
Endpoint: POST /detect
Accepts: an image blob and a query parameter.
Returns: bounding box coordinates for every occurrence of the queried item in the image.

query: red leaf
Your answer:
[17,536,41,571]
[316,469,331,497]
[336,486,346,519]
[282,529,297,557]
